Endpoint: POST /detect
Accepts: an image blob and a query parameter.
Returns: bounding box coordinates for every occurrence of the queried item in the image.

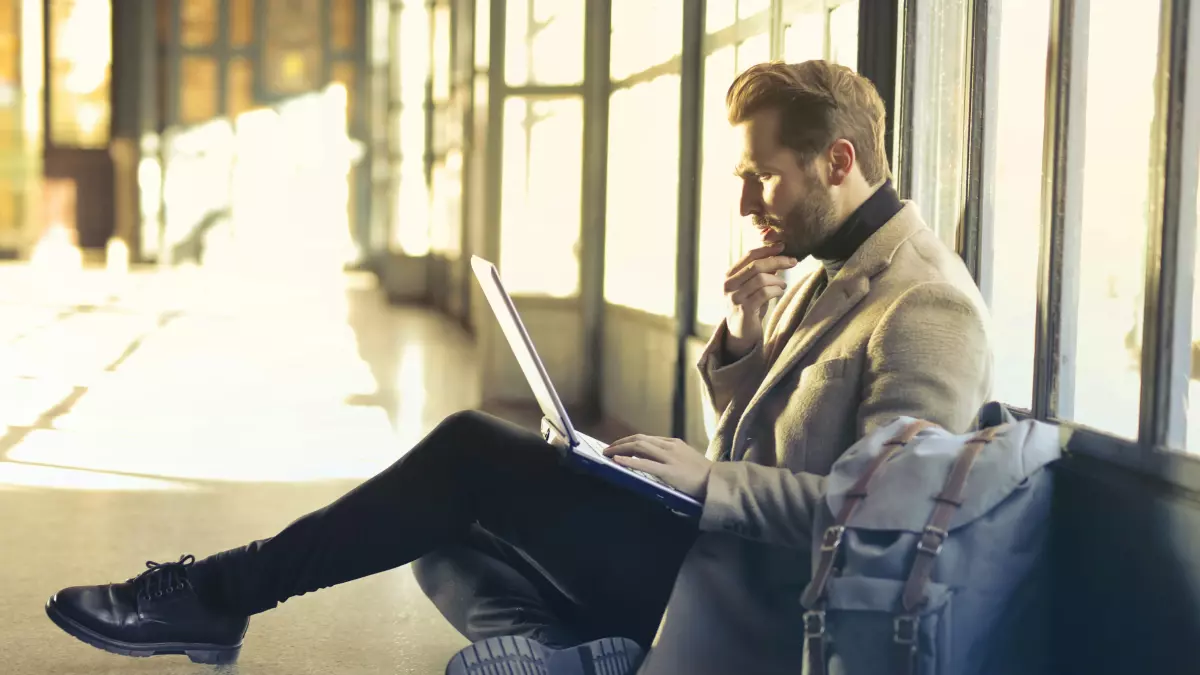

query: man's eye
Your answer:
[757,173,773,181]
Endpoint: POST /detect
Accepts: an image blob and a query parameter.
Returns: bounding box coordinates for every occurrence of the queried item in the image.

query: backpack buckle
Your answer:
[893,615,919,645]
[803,610,826,638]
[916,525,948,555]
[819,525,845,552]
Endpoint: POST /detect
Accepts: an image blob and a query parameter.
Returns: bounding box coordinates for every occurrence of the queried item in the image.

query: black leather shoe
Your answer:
[45,554,249,665]
[445,635,644,675]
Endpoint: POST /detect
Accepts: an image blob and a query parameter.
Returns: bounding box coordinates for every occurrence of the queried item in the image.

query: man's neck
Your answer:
[811,180,902,278]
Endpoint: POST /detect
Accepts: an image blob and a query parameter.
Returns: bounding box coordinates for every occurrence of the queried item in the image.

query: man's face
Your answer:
[733,108,840,260]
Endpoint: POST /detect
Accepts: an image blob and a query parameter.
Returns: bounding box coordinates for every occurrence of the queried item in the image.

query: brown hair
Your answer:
[726,60,889,184]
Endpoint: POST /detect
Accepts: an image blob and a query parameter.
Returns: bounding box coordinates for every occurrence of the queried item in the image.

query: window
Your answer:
[604,75,682,315]
[505,0,584,87]
[392,0,431,255]
[828,1,858,69]
[694,36,780,328]
[610,0,683,82]
[474,0,489,69]
[738,0,770,20]
[1189,145,1200,453]
[707,0,737,34]
[1068,0,1162,438]
[47,0,111,148]
[985,0,1051,410]
[782,0,859,67]
[499,96,583,296]
[907,0,970,250]
[695,47,738,329]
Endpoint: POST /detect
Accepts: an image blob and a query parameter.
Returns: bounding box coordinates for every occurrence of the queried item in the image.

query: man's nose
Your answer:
[740,183,763,218]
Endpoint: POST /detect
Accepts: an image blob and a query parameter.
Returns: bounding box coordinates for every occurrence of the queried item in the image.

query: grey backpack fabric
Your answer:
[799,402,1064,675]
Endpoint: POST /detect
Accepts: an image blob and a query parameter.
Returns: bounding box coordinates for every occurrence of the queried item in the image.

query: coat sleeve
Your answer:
[697,281,993,548]
[695,320,768,417]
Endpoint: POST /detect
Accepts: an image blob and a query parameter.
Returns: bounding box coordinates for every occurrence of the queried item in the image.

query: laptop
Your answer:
[471,255,703,519]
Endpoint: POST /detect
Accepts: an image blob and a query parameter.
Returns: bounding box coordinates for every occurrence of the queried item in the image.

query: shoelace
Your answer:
[130,554,196,601]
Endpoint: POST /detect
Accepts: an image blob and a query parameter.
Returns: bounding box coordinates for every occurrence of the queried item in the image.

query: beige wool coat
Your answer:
[638,203,994,675]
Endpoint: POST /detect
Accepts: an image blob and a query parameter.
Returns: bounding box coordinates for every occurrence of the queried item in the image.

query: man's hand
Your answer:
[724,244,798,359]
[603,435,713,500]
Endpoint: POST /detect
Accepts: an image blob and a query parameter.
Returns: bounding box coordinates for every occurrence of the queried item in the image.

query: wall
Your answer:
[1053,455,1200,674]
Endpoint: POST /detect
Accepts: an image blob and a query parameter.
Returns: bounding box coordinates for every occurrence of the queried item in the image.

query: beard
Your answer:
[753,173,840,260]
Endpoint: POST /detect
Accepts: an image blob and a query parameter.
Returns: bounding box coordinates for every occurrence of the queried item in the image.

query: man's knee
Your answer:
[434,409,496,439]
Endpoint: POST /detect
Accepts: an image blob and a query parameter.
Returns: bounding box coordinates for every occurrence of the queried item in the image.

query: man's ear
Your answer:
[827,139,855,186]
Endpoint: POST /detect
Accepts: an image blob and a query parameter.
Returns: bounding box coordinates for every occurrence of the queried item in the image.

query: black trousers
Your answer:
[191,411,698,648]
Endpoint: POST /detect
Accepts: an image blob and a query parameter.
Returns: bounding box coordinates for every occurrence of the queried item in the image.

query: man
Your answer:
[44,60,991,675]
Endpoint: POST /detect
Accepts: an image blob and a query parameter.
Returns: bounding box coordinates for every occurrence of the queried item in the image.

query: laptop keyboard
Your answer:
[579,434,673,489]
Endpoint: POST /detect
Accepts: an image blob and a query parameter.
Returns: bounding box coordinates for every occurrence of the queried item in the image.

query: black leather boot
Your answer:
[45,554,249,665]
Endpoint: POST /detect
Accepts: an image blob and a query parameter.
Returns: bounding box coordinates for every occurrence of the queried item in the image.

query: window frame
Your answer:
[950,0,1200,488]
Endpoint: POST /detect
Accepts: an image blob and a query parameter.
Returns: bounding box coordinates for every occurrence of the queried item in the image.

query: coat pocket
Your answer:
[814,577,954,675]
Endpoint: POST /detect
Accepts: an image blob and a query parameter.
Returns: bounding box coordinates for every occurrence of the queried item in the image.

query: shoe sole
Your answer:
[445,635,643,675]
[45,597,241,665]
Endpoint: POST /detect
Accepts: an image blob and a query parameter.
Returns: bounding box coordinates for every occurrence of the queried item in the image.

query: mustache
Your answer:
[752,215,781,229]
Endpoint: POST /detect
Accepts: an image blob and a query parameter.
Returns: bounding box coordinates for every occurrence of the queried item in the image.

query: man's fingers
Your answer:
[604,440,670,462]
[730,284,785,310]
[724,269,788,295]
[724,257,797,290]
[729,243,783,270]
[612,454,670,478]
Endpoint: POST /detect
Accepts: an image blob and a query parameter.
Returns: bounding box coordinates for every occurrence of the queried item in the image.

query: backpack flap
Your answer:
[823,417,1062,535]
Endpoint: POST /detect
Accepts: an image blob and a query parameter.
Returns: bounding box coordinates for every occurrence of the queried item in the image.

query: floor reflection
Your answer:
[0,262,473,674]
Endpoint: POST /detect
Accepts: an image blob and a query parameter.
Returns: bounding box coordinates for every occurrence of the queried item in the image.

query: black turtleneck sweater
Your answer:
[811,179,903,281]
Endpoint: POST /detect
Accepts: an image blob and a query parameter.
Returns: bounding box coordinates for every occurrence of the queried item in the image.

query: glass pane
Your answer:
[505,0,584,87]
[707,0,736,34]
[604,75,681,315]
[696,46,739,328]
[430,150,463,258]
[1189,142,1200,451]
[474,0,489,69]
[499,96,583,296]
[48,0,111,148]
[229,0,254,49]
[433,5,451,101]
[738,0,771,20]
[610,0,683,82]
[736,33,770,70]
[986,0,1051,410]
[180,0,218,47]
[227,56,255,118]
[1069,0,1162,438]
[908,0,969,249]
[332,0,356,51]
[828,0,859,69]
[179,56,217,124]
[783,11,825,63]
[370,0,389,66]
[331,61,355,125]
[393,0,430,256]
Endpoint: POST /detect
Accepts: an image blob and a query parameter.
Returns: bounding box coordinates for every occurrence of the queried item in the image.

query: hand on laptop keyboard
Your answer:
[600,434,713,500]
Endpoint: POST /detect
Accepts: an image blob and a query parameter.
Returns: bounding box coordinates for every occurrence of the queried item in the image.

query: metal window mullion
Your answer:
[580,0,612,418]
[1033,0,1088,421]
[1139,0,1200,450]
[672,0,705,438]
[959,0,999,291]
[894,0,918,197]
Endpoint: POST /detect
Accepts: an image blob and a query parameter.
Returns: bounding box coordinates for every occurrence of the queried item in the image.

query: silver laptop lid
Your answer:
[470,255,580,444]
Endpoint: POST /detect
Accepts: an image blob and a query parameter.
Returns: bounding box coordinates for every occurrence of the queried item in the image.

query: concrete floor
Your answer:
[0,263,484,674]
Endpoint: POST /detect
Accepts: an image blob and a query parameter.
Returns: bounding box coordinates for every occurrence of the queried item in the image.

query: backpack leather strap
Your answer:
[801,419,937,675]
[894,425,1003,675]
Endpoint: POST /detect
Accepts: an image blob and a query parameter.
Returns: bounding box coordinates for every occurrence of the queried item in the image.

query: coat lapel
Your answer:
[730,204,927,460]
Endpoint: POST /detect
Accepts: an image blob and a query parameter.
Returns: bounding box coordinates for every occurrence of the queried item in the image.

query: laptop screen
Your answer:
[470,256,577,443]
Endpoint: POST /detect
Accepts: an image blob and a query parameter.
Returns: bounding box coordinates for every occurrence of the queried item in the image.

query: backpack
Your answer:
[799,402,1064,675]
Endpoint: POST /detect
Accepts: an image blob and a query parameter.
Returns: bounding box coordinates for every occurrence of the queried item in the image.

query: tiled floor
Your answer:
[0,263,486,674]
